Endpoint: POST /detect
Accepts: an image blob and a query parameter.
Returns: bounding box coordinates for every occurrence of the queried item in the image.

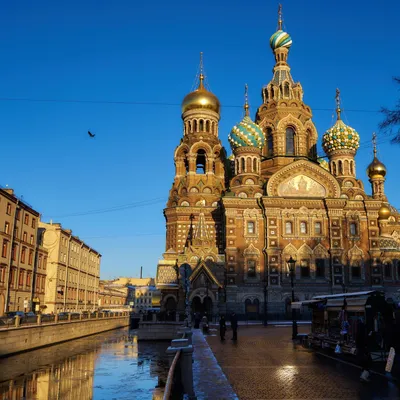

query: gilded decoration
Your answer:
[267,160,341,198]
[278,175,326,197]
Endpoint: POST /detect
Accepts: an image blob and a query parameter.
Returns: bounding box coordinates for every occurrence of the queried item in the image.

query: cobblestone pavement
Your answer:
[206,325,400,400]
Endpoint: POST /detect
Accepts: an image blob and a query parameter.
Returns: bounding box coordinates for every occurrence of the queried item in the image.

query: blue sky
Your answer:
[1,0,399,279]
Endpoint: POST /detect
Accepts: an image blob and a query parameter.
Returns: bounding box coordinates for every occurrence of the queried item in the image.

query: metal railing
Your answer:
[0,311,129,330]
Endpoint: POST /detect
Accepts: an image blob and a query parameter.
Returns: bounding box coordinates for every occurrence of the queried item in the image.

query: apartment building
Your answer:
[0,187,48,316]
[39,221,101,313]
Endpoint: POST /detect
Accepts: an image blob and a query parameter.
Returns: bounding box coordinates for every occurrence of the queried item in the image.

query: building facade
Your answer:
[98,280,134,311]
[156,9,400,318]
[0,187,48,315]
[39,221,101,314]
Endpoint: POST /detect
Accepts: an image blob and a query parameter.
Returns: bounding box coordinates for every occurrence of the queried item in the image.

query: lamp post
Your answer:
[287,256,298,340]
[174,259,180,313]
[263,277,268,326]
[205,279,209,316]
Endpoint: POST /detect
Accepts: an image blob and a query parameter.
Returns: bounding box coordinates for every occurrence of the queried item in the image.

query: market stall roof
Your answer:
[291,299,323,309]
[313,290,380,300]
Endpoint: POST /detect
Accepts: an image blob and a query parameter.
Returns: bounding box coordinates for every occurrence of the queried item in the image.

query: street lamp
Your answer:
[173,259,180,313]
[287,256,298,340]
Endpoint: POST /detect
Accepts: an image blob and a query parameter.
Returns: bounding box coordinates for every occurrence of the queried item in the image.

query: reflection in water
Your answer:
[0,329,169,400]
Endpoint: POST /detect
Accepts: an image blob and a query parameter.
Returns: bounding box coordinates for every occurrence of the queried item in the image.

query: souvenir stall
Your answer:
[293,291,394,359]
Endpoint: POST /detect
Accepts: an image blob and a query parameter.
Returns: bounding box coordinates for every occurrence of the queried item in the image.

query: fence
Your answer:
[163,328,194,400]
[0,312,128,330]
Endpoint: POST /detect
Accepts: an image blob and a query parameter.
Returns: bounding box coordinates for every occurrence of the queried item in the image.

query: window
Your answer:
[300,222,307,234]
[30,235,34,245]
[315,222,322,235]
[247,221,255,234]
[265,127,273,157]
[285,221,293,234]
[16,208,20,220]
[384,262,392,279]
[196,150,206,174]
[26,272,31,287]
[315,259,325,278]
[247,260,256,278]
[285,127,295,155]
[23,232,27,242]
[31,218,36,229]
[28,250,33,265]
[0,266,5,283]
[300,260,310,278]
[10,268,16,288]
[11,245,17,261]
[350,223,357,236]
[24,214,29,225]
[6,203,11,215]
[14,227,18,238]
[352,265,361,279]
[2,240,8,258]
[4,222,10,235]
[21,247,26,263]
[18,270,24,286]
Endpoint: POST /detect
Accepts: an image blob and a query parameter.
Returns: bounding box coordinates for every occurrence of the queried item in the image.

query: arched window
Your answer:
[339,160,343,175]
[284,82,290,97]
[236,159,239,174]
[286,127,295,155]
[350,222,357,236]
[199,120,204,131]
[266,127,273,157]
[196,150,206,174]
[253,158,257,172]
[271,86,275,99]
[184,155,189,173]
[188,121,192,133]
[205,120,210,132]
[285,221,293,234]
[241,158,245,173]
[193,120,198,132]
[384,262,392,279]
[247,260,256,278]
[300,222,307,234]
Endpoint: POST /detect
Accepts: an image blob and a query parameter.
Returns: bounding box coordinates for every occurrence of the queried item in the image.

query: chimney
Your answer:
[3,188,14,196]
[140,266,143,279]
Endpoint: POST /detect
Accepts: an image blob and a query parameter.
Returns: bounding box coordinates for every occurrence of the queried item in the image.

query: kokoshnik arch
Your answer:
[155,6,400,318]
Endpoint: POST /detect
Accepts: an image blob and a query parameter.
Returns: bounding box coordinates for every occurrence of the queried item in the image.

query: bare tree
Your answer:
[380,77,400,143]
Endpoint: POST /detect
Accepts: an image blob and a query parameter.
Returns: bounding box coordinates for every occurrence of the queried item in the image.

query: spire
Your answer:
[278,4,283,30]
[244,84,250,116]
[335,88,341,120]
[192,212,211,246]
[198,52,205,89]
[372,132,377,158]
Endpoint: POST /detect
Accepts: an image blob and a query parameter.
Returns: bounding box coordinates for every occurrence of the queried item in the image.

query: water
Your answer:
[0,328,169,399]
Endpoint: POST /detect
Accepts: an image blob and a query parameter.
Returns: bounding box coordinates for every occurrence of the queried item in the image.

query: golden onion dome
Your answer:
[378,204,391,220]
[181,74,220,115]
[367,156,387,179]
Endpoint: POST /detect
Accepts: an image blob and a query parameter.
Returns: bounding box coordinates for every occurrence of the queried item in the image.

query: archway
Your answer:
[245,298,260,320]
[191,296,203,314]
[204,296,213,316]
[165,297,177,321]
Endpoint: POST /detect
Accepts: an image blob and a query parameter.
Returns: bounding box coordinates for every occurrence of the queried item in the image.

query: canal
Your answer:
[0,328,169,399]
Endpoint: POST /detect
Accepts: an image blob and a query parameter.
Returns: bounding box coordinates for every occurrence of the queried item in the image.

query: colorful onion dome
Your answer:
[270,30,292,51]
[228,116,265,151]
[322,119,360,155]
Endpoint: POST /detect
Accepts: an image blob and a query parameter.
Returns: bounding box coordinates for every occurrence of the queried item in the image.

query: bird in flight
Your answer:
[88,130,95,138]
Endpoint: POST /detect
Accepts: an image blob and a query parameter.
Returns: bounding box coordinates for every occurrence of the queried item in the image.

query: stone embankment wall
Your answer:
[138,321,184,341]
[0,315,129,357]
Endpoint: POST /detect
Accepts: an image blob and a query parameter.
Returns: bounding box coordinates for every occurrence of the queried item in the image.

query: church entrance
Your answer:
[245,298,260,320]
[191,295,213,316]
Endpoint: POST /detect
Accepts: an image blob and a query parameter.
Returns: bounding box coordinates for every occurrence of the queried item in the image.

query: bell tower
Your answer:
[256,4,318,177]
[164,53,226,254]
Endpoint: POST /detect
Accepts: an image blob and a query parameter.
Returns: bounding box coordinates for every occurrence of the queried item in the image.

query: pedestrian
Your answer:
[356,318,371,382]
[194,312,201,329]
[219,315,226,341]
[230,312,238,341]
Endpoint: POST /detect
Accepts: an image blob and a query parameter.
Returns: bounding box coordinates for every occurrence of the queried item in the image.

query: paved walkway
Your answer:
[192,329,239,400]
[206,325,400,400]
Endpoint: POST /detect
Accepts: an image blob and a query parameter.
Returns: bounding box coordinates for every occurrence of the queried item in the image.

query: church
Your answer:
[155,7,400,319]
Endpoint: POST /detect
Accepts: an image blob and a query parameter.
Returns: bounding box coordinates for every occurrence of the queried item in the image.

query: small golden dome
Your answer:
[378,204,391,220]
[367,157,387,179]
[181,74,220,115]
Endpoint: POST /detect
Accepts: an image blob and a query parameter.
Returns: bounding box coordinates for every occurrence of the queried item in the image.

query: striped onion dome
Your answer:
[228,116,265,151]
[270,30,292,51]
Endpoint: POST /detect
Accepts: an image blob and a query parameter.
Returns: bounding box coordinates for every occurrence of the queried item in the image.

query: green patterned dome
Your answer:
[228,116,265,151]
[322,119,360,155]
[270,30,292,51]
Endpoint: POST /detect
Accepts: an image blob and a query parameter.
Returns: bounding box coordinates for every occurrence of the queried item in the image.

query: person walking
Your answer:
[230,312,238,341]
[219,315,226,341]
[356,318,371,382]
